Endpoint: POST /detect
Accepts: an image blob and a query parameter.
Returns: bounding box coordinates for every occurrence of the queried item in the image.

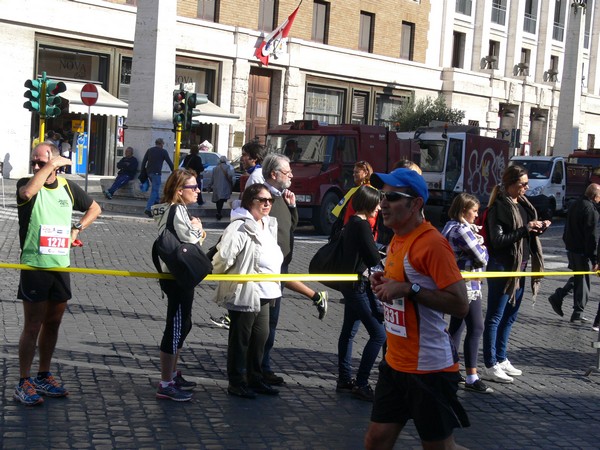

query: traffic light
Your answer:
[184,92,197,131]
[23,78,43,113]
[45,79,67,118]
[173,89,185,128]
[190,94,208,128]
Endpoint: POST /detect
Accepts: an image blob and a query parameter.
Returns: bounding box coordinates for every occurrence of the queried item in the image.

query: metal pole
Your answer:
[174,122,182,168]
[85,105,91,192]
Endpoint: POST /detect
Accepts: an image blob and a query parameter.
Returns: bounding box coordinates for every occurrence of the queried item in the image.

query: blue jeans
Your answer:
[483,259,525,368]
[338,282,386,386]
[146,173,162,211]
[107,174,133,195]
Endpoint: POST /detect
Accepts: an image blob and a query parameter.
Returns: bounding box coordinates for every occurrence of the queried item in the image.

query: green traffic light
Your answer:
[23,78,43,113]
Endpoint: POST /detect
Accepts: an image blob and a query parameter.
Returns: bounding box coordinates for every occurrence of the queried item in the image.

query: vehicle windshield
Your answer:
[266,134,331,163]
[418,140,447,172]
[200,152,220,166]
[511,160,552,179]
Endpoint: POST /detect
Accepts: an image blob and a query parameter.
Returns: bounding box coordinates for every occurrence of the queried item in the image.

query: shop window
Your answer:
[198,0,218,22]
[359,12,374,53]
[351,91,369,124]
[304,85,344,124]
[119,56,132,102]
[312,1,329,44]
[375,94,410,129]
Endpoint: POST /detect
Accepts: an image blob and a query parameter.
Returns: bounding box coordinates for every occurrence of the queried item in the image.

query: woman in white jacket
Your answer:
[212,183,283,399]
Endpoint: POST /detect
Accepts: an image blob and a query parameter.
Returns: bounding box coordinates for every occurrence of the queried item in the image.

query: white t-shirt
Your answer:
[256,220,283,299]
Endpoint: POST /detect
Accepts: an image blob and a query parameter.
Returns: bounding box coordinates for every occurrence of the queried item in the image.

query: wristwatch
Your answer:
[407,283,421,299]
[72,222,83,231]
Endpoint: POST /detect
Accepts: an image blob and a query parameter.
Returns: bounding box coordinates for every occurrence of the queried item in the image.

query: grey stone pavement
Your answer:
[0,175,599,449]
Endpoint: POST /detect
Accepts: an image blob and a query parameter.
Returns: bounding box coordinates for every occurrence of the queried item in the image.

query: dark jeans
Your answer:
[483,259,525,368]
[449,298,484,370]
[107,174,133,195]
[146,173,162,211]
[338,282,386,386]
[227,299,272,386]
[262,263,288,373]
[567,252,591,319]
[215,199,226,215]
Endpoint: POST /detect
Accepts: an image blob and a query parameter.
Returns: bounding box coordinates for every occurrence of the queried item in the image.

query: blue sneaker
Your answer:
[33,374,69,397]
[156,383,192,402]
[14,378,44,406]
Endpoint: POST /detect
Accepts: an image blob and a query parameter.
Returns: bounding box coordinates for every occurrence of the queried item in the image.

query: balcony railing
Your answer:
[553,22,564,41]
[523,13,537,34]
[456,0,472,16]
[491,4,507,25]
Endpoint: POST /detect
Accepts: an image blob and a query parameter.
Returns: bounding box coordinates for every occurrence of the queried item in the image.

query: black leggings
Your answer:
[448,298,484,370]
[159,279,195,355]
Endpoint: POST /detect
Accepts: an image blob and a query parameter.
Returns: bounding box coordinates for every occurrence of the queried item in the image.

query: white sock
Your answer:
[466,374,479,384]
[159,380,173,388]
[172,371,178,379]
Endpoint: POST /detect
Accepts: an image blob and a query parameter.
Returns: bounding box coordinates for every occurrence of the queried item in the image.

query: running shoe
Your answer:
[14,378,44,406]
[314,291,328,320]
[464,379,494,394]
[33,374,69,397]
[173,371,197,391]
[156,383,192,402]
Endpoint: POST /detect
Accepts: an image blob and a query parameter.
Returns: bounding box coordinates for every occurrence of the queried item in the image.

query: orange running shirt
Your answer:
[383,222,463,373]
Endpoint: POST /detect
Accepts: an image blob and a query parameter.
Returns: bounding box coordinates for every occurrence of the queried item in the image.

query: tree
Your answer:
[391,95,465,132]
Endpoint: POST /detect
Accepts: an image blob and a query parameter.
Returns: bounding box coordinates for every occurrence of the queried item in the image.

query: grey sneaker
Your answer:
[156,383,192,402]
[314,291,328,320]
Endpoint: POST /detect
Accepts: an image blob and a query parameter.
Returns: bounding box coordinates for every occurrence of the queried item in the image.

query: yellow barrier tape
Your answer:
[0,262,597,282]
[0,262,358,282]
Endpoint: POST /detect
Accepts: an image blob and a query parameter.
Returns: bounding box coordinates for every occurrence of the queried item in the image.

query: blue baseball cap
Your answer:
[371,168,429,203]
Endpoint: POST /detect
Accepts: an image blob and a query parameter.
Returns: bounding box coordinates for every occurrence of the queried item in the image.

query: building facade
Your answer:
[2,0,599,179]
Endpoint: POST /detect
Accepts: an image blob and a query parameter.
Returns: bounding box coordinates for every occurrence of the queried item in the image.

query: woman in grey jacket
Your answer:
[212,183,283,399]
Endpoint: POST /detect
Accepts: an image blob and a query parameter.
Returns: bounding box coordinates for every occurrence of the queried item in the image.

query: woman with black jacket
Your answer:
[336,185,385,402]
[481,165,550,384]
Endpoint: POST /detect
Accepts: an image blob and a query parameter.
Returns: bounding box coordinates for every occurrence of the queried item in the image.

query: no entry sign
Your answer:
[80,83,98,107]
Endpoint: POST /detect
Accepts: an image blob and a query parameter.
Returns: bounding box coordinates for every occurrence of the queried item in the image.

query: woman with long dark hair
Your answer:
[481,165,550,384]
[336,185,385,402]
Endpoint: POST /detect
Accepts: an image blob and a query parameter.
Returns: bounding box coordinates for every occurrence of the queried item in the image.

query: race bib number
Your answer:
[39,225,70,255]
[384,298,407,338]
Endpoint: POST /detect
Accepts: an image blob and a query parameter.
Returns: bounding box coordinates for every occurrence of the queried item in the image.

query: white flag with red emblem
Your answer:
[254,2,301,66]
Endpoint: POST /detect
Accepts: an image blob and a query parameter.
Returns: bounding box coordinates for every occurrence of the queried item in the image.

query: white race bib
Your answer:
[384,298,407,338]
[39,225,70,255]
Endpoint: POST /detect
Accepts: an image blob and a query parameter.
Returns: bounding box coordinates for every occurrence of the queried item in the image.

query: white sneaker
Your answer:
[498,359,522,376]
[481,364,514,384]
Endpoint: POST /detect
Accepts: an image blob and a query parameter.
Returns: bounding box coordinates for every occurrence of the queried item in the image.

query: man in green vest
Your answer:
[14,142,101,406]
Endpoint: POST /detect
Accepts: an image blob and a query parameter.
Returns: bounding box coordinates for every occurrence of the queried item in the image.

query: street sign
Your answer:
[80,83,98,106]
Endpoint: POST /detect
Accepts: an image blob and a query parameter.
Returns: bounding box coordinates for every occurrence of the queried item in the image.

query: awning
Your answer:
[193,100,239,125]
[60,82,129,117]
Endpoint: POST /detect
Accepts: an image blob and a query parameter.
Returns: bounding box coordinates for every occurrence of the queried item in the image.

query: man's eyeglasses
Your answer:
[183,184,200,190]
[277,169,292,177]
[31,160,47,168]
[253,197,274,205]
[381,191,415,202]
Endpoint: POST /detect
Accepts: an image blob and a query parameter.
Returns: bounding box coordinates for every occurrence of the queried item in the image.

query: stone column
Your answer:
[125,0,176,169]
[553,3,586,155]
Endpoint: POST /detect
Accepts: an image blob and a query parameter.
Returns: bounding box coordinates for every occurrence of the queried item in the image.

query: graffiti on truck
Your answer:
[466,146,507,200]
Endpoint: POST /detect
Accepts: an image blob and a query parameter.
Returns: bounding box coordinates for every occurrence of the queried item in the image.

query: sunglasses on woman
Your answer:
[253,197,274,205]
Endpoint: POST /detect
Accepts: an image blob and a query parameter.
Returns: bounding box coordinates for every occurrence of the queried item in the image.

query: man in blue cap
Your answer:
[364,168,470,450]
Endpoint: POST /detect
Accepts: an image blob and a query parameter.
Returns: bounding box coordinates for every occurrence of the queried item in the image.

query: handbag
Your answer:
[151,205,213,289]
[309,228,358,291]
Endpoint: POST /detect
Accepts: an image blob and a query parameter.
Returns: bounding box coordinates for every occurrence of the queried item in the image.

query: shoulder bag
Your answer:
[152,205,213,289]
[309,227,358,291]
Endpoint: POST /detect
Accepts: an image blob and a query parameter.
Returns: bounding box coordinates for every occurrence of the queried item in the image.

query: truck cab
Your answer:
[398,125,509,223]
[265,120,414,234]
[509,156,566,219]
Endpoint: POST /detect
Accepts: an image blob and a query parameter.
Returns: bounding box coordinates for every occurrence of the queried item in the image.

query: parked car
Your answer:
[230,155,244,192]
